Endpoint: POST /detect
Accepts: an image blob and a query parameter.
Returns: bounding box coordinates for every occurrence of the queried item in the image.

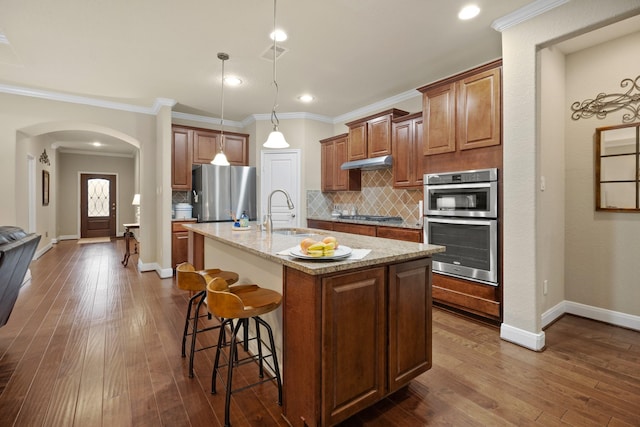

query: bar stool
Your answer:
[206,276,283,427]
[176,262,239,378]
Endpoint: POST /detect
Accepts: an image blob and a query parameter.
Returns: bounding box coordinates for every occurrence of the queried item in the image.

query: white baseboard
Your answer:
[136,260,173,279]
[500,323,546,351]
[543,300,640,331]
[33,242,53,260]
[58,234,78,241]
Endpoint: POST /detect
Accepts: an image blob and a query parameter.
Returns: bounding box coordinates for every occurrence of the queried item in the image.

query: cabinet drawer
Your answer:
[172,220,196,233]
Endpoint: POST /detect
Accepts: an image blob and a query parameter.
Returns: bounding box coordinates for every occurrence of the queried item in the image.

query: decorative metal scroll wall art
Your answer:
[571,75,640,123]
[39,149,50,165]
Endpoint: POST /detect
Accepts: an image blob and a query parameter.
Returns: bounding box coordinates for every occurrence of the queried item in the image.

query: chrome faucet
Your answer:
[264,189,295,233]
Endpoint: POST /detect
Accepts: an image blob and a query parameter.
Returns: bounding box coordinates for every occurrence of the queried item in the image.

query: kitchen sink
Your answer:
[272,228,319,236]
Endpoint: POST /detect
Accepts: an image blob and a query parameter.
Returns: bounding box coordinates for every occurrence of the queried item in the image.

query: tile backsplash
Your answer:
[307,169,423,225]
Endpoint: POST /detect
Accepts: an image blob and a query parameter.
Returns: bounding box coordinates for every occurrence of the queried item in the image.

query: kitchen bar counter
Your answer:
[184,222,444,427]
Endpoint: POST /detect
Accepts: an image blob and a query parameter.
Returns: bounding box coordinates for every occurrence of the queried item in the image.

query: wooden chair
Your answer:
[176,262,239,377]
[206,276,283,427]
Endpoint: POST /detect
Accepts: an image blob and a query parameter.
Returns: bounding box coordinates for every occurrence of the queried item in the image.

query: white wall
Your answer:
[564,30,640,316]
[501,0,640,349]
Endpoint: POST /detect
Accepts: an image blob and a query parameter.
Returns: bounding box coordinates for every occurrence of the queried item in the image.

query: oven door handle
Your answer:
[425,217,497,226]
[424,182,494,191]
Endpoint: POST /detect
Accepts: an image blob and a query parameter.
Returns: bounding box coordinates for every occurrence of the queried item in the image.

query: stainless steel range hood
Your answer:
[340,155,392,170]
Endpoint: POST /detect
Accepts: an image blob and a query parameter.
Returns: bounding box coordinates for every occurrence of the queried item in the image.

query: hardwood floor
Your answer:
[1,239,638,426]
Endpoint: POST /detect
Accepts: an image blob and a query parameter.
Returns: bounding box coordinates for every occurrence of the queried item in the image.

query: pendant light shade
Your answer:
[211,52,230,166]
[263,0,289,148]
[264,130,288,148]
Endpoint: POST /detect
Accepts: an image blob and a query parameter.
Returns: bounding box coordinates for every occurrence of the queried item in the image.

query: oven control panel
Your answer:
[425,168,497,185]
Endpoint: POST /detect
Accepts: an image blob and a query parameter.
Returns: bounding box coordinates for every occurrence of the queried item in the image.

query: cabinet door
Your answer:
[307,219,334,230]
[322,268,386,425]
[321,142,335,191]
[332,222,376,236]
[333,136,350,190]
[457,67,501,150]
[388,258,432,392]
[392,120,413,187]
[376,226,422,243]
[192,129,219,164]
[171,231,190,268]
[413,118,424,185]
[423,83,456,156]
[347,123,367,161]
[222,133,248,165]
[172,128,193,190]
[368,115,392,157]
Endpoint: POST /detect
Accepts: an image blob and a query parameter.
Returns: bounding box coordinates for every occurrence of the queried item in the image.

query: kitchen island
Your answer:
[183,222,444,427]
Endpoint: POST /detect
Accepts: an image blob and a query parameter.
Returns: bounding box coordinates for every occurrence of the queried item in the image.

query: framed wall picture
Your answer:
[42,170,50,206]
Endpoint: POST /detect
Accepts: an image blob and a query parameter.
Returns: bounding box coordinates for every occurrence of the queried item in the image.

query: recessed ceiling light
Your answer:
[298,94,314,103]
[458,5,480,20]
[270,29,287,42]
[92,141,102,147]
[224,76,242,86]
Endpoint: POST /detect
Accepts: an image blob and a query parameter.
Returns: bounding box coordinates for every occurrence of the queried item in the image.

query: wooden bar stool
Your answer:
[206,276,283,427]
[176,262,239,378]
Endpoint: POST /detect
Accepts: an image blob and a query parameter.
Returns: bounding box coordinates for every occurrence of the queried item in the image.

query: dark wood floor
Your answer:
[1,239,638,426]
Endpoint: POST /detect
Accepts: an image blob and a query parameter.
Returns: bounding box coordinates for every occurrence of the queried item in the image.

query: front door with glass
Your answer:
[80,173,116,238]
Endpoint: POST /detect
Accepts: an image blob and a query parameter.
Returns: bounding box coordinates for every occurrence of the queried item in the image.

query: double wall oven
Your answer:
[423,168,499,286]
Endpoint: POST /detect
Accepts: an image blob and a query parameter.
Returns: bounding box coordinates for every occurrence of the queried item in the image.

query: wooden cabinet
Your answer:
[192,128,248,166]
[283,257,432,426]
[172,125,249,189]
[320,134,361,192]
[321,267,386,424]
[345,109,409,161]
[388,259,432,392]
[308,220,422,243]
[376,225,422,243]
[392,112,424,188]
[418,60,502,173]
[171,127,193,190]
[172,220,196,269]
[332,222,376,236]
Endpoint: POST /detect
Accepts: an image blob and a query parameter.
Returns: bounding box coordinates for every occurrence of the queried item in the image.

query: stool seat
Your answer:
[176,262,239,378]
[206,276,283,427]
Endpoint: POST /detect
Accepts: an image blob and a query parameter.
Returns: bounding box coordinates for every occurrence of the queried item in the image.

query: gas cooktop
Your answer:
[338,215,403,222]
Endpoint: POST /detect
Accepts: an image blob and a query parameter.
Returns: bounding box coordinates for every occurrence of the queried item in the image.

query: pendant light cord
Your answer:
[271,0,280,130]
[217,52,229,152]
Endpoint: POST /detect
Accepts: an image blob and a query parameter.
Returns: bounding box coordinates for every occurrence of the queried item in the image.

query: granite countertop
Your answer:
[183,221,444,276]
[307,215,423,230]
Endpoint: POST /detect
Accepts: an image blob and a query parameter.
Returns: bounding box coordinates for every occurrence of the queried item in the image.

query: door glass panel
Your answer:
[87,178,110,217]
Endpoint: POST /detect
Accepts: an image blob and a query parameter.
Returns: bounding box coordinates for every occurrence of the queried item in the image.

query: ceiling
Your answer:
[1,1,638,156]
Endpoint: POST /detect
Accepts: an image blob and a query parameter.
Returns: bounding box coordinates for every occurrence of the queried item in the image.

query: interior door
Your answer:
[261,150,300,228]
[80,173,116,238]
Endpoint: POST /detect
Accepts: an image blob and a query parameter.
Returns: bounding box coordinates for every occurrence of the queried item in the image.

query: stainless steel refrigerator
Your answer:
[192,165,257,222]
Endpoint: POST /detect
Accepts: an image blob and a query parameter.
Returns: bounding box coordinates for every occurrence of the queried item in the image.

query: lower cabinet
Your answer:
[283,258,432,426]
[172,220,196,269]
[307,219,422,243]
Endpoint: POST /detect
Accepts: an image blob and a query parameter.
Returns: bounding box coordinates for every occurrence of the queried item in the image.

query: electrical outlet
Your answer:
[543,279,548,295]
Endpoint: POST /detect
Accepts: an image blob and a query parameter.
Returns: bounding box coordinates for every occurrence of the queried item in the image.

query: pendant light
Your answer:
[263,0,289,148]
[211,52,231,165]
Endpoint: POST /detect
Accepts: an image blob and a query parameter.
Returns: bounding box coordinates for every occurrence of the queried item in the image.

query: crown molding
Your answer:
[332,88,420,124]
[171,111,244,129]
[491,0,570,32]
[246,111,333,126]
[0,83,174,115]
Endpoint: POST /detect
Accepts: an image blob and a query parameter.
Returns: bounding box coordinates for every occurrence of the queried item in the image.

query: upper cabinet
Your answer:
[192,128,248,166]
[418,60,502,174]
[392,112,423,188]
[419,61,501,154]
[320,134,361,192]
[172,125,249,189]
[345,109,409,161]
[172,127,193,190]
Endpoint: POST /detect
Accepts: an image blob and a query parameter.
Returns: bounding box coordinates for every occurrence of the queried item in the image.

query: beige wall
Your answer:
[0,92,159,268]
[501,0,640,346]
[538,46,566,313]
[56,152,136,238]
[564,30,640,316]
